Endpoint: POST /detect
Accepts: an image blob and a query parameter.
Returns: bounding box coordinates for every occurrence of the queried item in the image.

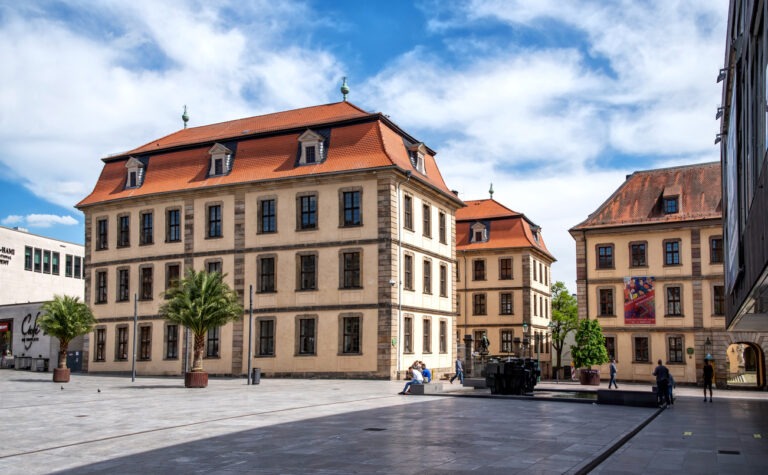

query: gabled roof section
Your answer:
[77,102,459,208]
[456,199,553,260]
[115,102,370,158]
[456,199,521,221]
[571,162,722,231]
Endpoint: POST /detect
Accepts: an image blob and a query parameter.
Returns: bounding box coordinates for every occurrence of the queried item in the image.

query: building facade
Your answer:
[719,1,768,386]
[456,199,555,376]
[0,225,85,368]
[569,163,748,386]
[76,101,463,379]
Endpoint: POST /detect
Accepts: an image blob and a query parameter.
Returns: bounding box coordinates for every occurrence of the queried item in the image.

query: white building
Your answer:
[0,226,85,368]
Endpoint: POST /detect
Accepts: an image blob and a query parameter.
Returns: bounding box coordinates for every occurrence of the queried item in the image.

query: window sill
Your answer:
[165,239,182,244]
[296,288,318,292]
[296,227,318,232]
[139,242,154,246]
[96,248,109,252]
[116,244,131,249]
[95,301,107,305]
[339,352,362,356]
[295,353,317,357]
[340,287,363,291]
[205,236,223,240]
[598,314,617,318]
[340,223,362,228]
[596,266,615,270]
[163,357,179,361]
[257,290,277,294]
[632,361,652,364]
[664,315,684,318]
[255,354,275,358]
[629,264,648,269]
[256,231,277,235]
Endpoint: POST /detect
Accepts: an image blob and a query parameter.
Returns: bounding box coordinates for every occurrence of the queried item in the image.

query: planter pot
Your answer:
[578,369,601,386]
[53,368,71,383]
[185,371,208,388]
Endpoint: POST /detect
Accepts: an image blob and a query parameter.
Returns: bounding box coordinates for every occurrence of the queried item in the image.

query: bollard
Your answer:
[251,367,261,385]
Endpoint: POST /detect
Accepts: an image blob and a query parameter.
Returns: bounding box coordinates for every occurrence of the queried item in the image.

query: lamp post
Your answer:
[535,332,540,381]
[522,323,528,358]
[704,337,713,361]
[548,321,557,382]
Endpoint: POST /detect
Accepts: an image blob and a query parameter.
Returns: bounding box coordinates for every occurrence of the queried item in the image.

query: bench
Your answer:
[597,389,659,408]
[409,383,444,395]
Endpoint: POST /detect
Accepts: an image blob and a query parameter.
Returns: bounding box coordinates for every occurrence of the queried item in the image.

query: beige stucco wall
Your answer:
[82,170,459,379]
[577,222,724,384]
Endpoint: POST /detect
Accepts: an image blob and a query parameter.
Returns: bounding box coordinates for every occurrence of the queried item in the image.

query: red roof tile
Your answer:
[456,199,521,221]
[571,162,722,230]
[456,199,554,260]
[120,102,370,157]
[78,103,458,207]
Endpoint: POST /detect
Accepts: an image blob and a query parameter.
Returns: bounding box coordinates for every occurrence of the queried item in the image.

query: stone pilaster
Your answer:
[231,192,245,375]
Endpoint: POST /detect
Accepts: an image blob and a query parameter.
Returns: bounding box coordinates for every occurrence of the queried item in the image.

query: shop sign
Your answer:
[0,245,14,266]
[21,312,41,350]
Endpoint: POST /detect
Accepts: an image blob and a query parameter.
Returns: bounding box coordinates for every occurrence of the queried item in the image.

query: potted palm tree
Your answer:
[570,318,609,385]
[160,269,242,388]
[38,295,96,383]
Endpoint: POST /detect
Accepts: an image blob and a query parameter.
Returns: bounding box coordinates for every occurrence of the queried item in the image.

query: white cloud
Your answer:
[0,0,345,209]
[1,214,78,228]
[1,215,23,226]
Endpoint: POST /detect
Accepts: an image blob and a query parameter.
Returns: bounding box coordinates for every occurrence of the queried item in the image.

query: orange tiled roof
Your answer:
[571,162,722,230]
[78,102,458,207]
[456,199,553,260]
[119,102,371,157]
[456,199,520,220]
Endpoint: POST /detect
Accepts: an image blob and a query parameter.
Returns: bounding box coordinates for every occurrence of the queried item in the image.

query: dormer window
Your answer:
[298,130,326,165]
[531,224,541,244]
[470,222,488,243]
[125,157,145,189]
[662,185,681,215]
[408,143,427,174]
[208,143,233,177]
[663,197,679,214]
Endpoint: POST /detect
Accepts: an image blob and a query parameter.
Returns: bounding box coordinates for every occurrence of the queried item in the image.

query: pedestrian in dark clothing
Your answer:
[653,359,671,408]
[703,359,714,402]
[608,359,618,389]
[449,358,464,384]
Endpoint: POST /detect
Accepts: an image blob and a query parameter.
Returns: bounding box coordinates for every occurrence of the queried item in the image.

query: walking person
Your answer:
[653,359,671,408]
[703,358,714,402]
[668,373,675,405]
[608,359,618,389]
[449,357,464,384]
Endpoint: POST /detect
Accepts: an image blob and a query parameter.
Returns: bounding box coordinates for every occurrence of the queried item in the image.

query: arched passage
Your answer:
[726,341,766,389]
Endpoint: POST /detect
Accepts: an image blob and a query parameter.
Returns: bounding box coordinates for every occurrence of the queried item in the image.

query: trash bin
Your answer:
[251,368,261,385]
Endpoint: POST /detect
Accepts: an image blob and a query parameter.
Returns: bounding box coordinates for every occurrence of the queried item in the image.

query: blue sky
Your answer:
[0,0,728,290]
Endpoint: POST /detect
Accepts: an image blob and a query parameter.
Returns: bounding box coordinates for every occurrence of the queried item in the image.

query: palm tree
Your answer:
[159,269,242,375]
[38,295,96,382]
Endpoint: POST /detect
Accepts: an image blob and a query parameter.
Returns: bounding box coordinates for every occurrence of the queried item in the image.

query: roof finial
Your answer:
[340,77,350,101]
[182,105,189,129]
[489,182,494,199]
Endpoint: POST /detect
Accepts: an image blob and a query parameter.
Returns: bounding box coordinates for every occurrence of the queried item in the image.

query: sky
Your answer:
[0,0,728,293]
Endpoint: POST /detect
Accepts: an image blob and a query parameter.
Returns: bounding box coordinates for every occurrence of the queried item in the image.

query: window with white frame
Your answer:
[208,143,233,176]
[297,130,325,165]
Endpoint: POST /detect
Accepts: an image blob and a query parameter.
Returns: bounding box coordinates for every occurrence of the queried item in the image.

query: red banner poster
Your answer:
[624,276,655,324]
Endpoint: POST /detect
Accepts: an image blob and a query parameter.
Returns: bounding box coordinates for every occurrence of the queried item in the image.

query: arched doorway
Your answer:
[726,342,766,389]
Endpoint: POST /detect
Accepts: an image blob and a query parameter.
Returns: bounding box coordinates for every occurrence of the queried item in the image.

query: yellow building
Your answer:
[456,198,555,376]
[570,162,732,385]
[76,101,463,379]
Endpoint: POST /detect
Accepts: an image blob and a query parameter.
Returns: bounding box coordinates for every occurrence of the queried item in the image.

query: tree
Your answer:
[570,318,610,369]
[39,295,96,371]
[550,281,579,378]
[159,269,242,373]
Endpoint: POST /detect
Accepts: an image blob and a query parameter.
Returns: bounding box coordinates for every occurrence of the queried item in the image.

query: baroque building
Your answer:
[570,162,766,388]
[456,198,555,376]
[719,0,768,387]
[76,101,463,379]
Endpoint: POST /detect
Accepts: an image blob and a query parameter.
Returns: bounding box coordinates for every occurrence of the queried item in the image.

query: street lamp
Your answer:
[704,337,713,361]
[522,323,529,358]
[548,321,556,382]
